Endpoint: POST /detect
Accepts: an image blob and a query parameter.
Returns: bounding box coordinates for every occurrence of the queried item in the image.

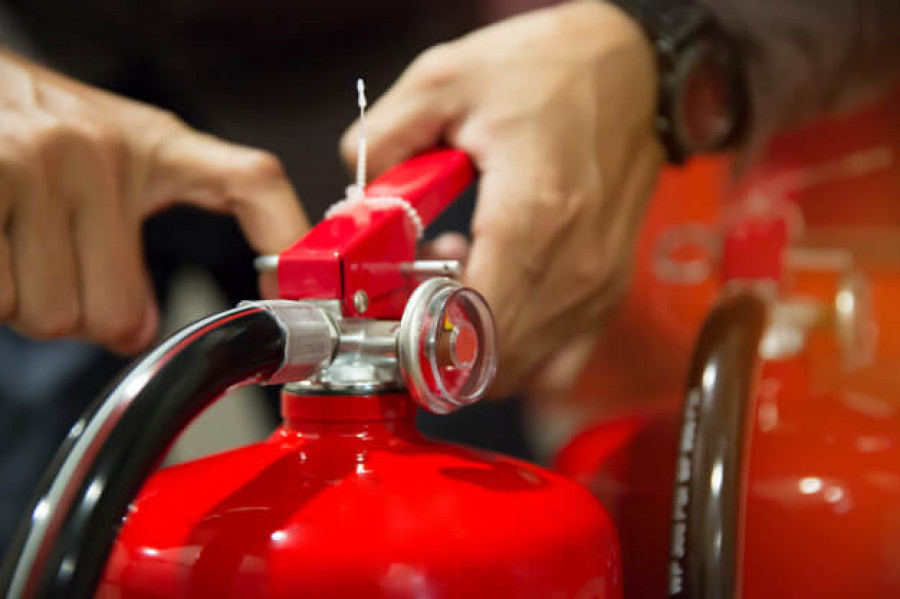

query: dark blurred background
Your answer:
[0,0,555,559]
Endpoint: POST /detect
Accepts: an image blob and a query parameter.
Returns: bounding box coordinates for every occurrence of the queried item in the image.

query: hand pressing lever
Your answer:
[342,2,665,396]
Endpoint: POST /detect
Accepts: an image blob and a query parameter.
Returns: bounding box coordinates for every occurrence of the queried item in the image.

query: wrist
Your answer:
[558,1,659,130]
[604,0,748,163]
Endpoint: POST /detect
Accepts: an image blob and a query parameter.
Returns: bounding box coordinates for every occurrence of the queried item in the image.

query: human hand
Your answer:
[0,49,307,354]
[343,1,664,396]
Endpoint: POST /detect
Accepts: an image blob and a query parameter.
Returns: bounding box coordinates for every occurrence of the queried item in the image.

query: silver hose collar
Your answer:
[239,301,339,384]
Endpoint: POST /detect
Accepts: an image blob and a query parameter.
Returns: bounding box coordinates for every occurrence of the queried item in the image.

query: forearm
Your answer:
[700,0,900,146]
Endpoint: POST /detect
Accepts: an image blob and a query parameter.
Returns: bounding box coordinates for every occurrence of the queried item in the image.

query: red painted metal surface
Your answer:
[557,355,900,598]
[563,157,724,419]
[277,149,475,318]
[98,390,621,599]
[363,149,476,226]
[555,410,678,599]
[567,86,900,419]
[740,357,900,597]
[81,147,622,599]
[720,217,788,283]
[556,86,900,598]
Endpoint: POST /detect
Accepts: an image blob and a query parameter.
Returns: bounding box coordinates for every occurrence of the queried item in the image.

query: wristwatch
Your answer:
[607,0,748,163]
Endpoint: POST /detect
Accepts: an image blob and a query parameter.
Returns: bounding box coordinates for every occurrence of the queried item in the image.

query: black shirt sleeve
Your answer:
[698,0,900,149]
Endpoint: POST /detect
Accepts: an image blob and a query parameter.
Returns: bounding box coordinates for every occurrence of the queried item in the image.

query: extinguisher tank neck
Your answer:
[280,387,416,433]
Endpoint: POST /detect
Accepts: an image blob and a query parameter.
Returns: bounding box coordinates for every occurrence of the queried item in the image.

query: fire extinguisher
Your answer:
[1,148,621,599]
[558,200,900,598]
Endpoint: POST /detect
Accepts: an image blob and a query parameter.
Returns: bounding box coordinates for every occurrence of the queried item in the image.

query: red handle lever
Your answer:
[276,149,476,318]
[364,148,475,228]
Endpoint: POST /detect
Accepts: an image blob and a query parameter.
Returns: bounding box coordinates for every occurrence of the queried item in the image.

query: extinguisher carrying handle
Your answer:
[1,302,338,599]
[671,292,766,599]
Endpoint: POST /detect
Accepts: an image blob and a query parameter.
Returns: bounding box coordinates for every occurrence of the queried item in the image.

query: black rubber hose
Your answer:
[0,306,286,599]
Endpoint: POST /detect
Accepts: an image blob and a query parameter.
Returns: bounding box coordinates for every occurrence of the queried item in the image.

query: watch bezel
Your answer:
[609,0,747,164]
[668,36,743,157]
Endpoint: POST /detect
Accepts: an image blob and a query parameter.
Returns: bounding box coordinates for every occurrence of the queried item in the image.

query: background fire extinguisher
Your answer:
[556,88,900,599]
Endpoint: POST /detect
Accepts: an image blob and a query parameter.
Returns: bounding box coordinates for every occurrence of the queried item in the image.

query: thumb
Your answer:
[144,129,309,255]
[461,166,538,397]
[340,59,463,177]
[528,330,599,400]
[418,232,470,262]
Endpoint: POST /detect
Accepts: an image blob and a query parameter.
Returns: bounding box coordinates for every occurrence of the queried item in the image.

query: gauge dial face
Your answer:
[399,279,497,414]
[675,40,739,153]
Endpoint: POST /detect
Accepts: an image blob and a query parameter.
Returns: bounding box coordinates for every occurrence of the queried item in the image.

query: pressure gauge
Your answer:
[398,278,497,414]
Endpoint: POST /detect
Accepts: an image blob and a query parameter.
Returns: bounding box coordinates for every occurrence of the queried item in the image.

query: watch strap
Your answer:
[607,0,746,163]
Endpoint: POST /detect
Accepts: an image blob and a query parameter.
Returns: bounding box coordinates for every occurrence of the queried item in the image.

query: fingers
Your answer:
[258,271,279,300]
[72,159,158,354]
[6,167,81,339]
[341,97,451,178]
[0,51,307,352]
[466,237,528,398]
[340,45,465,177]
[147,127,310,309]
[0,236,12,319]
[528,329,599,400]
[147,128,309,255]
[2,138,160,353]
[418,232,470,262]
[463,168,540,397]
[0,204,13,320]
[0,120,305,351]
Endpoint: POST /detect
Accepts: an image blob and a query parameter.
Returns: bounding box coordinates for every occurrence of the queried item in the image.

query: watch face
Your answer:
[675,40,737,153]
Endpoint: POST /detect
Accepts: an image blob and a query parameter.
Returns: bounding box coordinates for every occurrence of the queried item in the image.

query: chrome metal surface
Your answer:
[400,260,463,278]
[398,278,456,413]
[238,301,339,384]
[339,320,399,358]
[834,269,876,369]
[397,277,495,414]
[653,224,720,284]
[253,254,279,272]
[353,290,370,314]
[289,350,404,394]
[758,300,819,360]
[784,247,853,271]
[293,319,405,392]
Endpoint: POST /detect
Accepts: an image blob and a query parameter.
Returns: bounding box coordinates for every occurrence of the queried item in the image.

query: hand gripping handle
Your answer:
[364,148,476,228]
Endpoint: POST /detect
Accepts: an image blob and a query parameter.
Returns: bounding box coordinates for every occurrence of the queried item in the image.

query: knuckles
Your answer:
[39,118,125,160]
[148,109,186,135]
[245,149,286,181]
[88,304,146,348]
[0,288,14,321]
[15,298,148,349]
[19,301,81,340]
[339,129,358,166]
[409,43,461,90]
[0,112,126,183]
[0,73,172,350]
[235,148,287,187]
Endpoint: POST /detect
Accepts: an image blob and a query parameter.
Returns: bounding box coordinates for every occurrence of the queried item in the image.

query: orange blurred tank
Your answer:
[566,85,900,420]
[555,86,900,599]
